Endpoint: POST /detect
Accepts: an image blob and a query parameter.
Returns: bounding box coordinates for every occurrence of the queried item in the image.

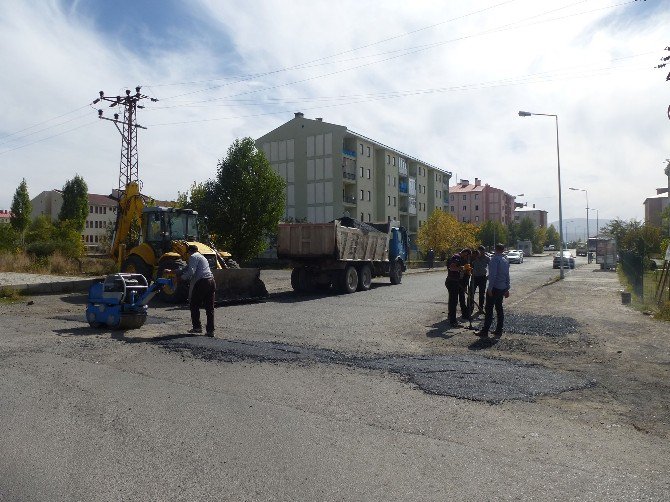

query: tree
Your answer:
[417,209,478,256]
[518,217,535,241]
[10,178,31,238]
[507,221,520,247]
[195,138,286,263]
[25,215,84,258]
[477,220,507,249]
[532,226,547,254]
[58,174,89,232]
[545,225,560,247]
[0,224,19,253]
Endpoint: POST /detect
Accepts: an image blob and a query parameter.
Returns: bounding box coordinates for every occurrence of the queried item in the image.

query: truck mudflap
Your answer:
[212,268,268,303]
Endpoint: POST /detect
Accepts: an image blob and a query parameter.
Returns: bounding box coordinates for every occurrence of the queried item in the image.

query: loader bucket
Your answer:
[212,268,268,303]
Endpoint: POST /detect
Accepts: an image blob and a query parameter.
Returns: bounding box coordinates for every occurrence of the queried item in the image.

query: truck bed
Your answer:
[277,220,390,263]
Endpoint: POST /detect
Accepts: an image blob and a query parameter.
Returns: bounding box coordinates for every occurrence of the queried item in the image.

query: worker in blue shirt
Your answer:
[173,244,216,336]
[476,243,510,338]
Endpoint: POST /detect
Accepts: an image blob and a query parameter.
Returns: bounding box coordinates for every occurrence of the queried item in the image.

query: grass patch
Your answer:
[618,268,670,321]
[0,251,117,276]
[0,287,22,303]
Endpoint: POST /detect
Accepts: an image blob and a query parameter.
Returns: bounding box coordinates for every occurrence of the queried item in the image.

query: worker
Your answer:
[476,243,510,338]
[471,245,490,313]
[174,244,216,337]
[445,248,472,327]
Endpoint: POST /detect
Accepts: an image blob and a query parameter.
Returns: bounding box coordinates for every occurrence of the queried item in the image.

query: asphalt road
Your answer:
[1,254,668,501]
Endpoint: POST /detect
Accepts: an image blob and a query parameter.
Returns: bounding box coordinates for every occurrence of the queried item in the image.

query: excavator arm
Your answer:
[111,182,144,264]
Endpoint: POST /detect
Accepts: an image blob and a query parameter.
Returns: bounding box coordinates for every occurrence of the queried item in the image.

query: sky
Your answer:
[1,0,669,226]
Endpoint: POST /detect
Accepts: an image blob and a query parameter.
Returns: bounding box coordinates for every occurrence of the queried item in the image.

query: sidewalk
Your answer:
[0,272,100,295]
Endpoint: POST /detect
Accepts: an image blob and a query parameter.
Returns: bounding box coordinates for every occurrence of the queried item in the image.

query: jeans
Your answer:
[190,277,216,333]
[482,287,505,333]
[473,275,487,311]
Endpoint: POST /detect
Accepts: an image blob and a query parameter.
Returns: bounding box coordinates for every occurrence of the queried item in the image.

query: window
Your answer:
[392,157,396,166]
[367,168,371,179]
[393,197,396,207]
[463,206,467,211]
[393,177,396,187]
[367,146,371,157]
[419,221,422,227]
[451,206,455,211]
[387,175,390,185]
[387,195,391,206]
[475,216,479,222]
[462,217,466,222]
[360,212,364,220]
[474,194,479,200]
[360,144,364,154]
[89,206,93,213]
[360,166,364,177]
[388,216,391,222]
[475,205,479,211]
[85,221,89,228]
[95,206,98,214]
[367,191,371,201]
[463,195,466,200]
[450,195,454,201]
[387,154,390,164]
[103,206,106,214]
[360,190,364,200]
[95,235,99,243]
[367,213,371,221]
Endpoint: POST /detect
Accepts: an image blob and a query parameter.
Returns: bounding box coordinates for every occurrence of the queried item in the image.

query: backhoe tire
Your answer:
[157,259,188,303]
[358,264,372,291]
[339,265,358,294]
[390,259,403,285]
[225,259,240,269]
[121,255,152,284]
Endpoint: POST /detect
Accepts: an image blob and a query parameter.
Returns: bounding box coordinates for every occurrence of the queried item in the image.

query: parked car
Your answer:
[553,251,575,269]
[507,250,524,264]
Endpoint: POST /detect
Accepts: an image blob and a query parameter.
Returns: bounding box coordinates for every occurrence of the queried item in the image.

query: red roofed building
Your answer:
[447,178,516,225]
[0,209,12,225]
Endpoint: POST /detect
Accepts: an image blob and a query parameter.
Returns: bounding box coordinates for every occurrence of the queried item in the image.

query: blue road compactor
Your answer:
[86,273,172,329]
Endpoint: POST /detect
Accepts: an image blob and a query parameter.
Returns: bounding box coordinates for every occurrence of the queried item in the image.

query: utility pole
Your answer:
[92,87,158,198]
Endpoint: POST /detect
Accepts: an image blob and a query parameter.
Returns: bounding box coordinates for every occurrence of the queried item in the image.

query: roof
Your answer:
[88,193,116,205]
[514,207,547,213]
[0,209,11,219]
[449,183,486,193]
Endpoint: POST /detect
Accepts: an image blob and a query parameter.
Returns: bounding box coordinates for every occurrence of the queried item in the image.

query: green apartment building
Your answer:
[257,113,452,244]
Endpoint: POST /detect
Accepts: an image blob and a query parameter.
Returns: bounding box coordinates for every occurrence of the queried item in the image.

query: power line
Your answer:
[0,119,98,156]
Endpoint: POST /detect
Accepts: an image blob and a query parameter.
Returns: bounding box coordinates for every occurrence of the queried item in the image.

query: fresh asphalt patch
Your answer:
[500,313,581,337]
[155,337,593,404]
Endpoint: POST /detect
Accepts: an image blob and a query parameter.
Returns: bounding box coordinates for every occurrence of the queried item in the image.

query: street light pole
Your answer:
[519,111,565,278]
[569,187,589,241]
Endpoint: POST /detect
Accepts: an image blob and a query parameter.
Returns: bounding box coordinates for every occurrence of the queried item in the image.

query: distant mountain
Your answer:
[548,218,612,242]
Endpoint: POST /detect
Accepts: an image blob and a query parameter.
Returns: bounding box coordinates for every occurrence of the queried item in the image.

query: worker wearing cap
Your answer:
[179,244,216,336]
[476,243,510,338]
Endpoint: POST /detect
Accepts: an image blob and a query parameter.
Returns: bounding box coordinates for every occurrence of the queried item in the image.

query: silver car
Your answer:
[507,250,524,264]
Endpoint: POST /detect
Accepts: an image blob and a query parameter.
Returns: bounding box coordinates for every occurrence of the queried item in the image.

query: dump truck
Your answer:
[589,237,617,270]
[111,182,267,303]
[277,217,408,294]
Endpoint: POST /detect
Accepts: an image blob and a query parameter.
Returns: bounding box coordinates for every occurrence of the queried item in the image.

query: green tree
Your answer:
[507,221,520,247]
[10,178,31,238]
[196,138,286,263]
[518,217,535,241]
[545,224,560,247]
[477,220,507,249]
[532,226,547,254]
[0,224,19,252]
[58,174,89,232]
[25,216,84,258]
[417,209,478,256]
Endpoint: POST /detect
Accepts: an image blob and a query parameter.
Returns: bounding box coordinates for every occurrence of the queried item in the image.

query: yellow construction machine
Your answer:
[111,182,267,303]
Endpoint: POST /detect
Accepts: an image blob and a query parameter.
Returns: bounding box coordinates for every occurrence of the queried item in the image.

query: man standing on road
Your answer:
[177,244,216,337]
[471,245,490,314]
[476,243,510,338]
[445,248,471,327]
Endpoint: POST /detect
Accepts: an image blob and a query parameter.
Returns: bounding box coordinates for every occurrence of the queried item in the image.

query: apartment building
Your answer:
[256,113,452,240]
[0,209,11,225]
[448,178,515,225]
[513,205,548,228]
[31,190,117,252]
[644,188,669,228]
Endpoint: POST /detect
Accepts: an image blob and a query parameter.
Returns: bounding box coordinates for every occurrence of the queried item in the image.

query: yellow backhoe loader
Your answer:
[111,182,267,303]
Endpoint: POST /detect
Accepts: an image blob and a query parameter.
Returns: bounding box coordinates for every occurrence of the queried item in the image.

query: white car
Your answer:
[506,250,523,264]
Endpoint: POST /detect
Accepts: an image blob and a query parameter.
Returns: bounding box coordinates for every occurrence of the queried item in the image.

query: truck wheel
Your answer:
[340,265,358,294]
[157,259,188,303]
[121,255,152,284]
[390,259,403,285]
[358,264,372,291]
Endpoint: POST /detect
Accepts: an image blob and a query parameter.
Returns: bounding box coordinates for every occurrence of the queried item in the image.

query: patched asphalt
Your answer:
[153,336,593,404]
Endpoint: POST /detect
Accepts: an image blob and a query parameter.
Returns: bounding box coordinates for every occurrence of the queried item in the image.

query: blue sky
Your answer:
[1,0,669,225]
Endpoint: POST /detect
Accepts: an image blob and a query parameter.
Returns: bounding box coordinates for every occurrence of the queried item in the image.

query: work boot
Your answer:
[205,331,214,337]
[475,330,488,337]
[493,330,503,338]
[188,327,202,334]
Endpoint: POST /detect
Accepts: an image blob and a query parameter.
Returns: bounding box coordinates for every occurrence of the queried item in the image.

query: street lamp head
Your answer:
[518,111,532,117]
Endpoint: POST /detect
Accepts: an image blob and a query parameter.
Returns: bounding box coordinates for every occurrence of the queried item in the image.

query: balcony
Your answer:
[342,170,356,182]
[342,148,357,158]
[399,180,408,194]
[343,195,357,205]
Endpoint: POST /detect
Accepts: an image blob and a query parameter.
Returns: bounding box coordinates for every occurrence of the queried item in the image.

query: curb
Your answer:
[1,278,102,296]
